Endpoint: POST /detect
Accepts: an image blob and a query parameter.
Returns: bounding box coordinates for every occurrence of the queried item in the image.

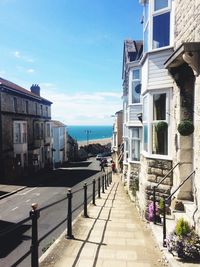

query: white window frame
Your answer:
[129,68,141,105]
[143,0,172,52]
[13,121,27,144]
[142,89,171,159]
[130,127,142,162]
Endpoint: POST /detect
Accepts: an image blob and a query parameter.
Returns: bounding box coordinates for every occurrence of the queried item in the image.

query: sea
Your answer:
[67,125,113,142]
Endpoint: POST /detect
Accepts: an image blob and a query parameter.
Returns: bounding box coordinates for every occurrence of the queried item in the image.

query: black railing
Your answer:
[162,169,195,247]
[0,171,112,267]
[153,162,180,224]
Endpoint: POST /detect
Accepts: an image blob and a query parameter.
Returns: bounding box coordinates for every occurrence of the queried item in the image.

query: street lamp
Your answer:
[85,130,91,146]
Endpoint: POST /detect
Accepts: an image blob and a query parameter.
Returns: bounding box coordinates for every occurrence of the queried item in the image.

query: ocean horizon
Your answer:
[67,125,113,142]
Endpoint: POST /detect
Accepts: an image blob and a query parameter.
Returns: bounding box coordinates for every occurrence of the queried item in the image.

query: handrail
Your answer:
[163,169,195,247]
[153,162,180,224]
[166,170,195,202]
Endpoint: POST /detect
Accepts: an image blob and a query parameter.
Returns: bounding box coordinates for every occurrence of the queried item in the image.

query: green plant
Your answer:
[177,120,194,136]
[159,197,165,215]
[155,121,168,133]
[175,218,190,236]
[166,218,200,260]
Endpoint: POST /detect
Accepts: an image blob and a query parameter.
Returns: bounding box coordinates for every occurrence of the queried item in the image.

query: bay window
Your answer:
[143,90,169,156]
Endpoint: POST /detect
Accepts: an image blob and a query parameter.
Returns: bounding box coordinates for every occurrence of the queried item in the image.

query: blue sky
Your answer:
[0,0,143,125]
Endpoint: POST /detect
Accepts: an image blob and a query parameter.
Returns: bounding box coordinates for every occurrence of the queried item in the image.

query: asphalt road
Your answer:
[0,158,105,267]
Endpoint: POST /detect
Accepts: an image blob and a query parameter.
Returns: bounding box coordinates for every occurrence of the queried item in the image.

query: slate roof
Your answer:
[51,120,66,128]
[0,77,52,104]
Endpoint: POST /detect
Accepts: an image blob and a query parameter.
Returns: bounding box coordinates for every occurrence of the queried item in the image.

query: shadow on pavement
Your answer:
[0,161,100,188]
[0,220,31,258]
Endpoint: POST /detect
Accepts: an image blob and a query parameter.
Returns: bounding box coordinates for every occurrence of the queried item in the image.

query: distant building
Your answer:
[67,134,78,162]
[112,110,123,172]
[0,78,52,181]
[51,120,67,168]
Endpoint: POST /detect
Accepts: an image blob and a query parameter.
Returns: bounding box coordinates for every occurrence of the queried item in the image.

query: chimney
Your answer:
[30,84,40,96]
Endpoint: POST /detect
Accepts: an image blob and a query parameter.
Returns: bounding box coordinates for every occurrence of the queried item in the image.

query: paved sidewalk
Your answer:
[40,174,168,267]
[0,183,26,200]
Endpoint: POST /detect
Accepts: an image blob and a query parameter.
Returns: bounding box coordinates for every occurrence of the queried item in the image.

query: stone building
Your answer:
[163,0,200,233]
[0,77,52,181]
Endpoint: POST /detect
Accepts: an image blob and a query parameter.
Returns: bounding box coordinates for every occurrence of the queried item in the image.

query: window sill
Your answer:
[128,160,141,164]
[141,150,172,161]
[140,46,174,64]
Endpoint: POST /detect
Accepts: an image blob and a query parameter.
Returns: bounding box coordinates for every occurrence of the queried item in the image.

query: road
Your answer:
[0,157,105,267]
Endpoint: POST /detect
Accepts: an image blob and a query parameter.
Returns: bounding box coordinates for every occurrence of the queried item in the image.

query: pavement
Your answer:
[39,173,168,267]
[1,172,199,266]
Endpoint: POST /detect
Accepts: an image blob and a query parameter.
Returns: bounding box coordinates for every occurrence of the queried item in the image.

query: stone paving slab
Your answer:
[40,174,167,267]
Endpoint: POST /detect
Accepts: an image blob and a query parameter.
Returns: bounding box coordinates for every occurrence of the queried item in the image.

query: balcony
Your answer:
[127,104,142,126]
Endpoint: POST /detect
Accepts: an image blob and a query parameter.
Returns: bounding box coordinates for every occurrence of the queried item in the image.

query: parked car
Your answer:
[96,154,107,162]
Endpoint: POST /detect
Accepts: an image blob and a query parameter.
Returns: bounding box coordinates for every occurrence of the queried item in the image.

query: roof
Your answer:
[0,77,52,104]
[124,40,143,63]
[51,120,66,128]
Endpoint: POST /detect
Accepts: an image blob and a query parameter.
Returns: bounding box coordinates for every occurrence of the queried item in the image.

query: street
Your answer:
[0,158,103,267]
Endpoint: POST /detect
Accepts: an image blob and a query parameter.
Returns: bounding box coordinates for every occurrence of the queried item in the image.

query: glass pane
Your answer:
[132,128,139,138]
[132,69,140,80]
[132,81,141,103]
[144,1,149,25]
[152,124,168,155]
[154,0,168,11]
[144,25,149,52]
[143,124,148,152]
[153,93,166,120]
[153,12,170,49]
[132,140,140,161]
[143,96,148,121]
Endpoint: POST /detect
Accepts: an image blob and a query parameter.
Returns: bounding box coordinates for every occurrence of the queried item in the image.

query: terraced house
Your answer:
[119,0,200,235]
[0,78,52,181]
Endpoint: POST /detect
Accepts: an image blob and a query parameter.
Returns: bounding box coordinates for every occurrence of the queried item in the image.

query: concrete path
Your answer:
[40,174,168,267]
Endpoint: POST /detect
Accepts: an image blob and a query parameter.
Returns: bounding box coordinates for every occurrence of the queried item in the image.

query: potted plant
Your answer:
[166,218,200,259]
[177,120,194,136]
[155,121,168,133]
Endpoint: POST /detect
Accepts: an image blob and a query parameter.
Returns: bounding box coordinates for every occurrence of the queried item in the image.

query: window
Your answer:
[35,123,40,139]
[152,93,168,155]
[45,106,48,117]
[25,100,29,114]
[35,103,38,115]
[13,121,27,144]
[153,12,170,49]
[131,69,141,104]
[46,123,50,137]
[131,128,142,161]
[41,123,44,138]
[154,0,169,11]
[143,91,169,156]
[143,1,149,52]
[40,105,43,116]
[13,97,17,112]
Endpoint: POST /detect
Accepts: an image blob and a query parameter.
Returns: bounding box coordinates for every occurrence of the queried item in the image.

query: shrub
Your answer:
[159,197,165,215]
[166,218,200,260]
[177,120,194,136]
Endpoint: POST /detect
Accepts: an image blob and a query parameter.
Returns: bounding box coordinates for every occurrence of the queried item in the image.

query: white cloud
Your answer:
[27,68,35,73]
[41,86,122,125]
[14,51,21,58]
[13,50,35,63]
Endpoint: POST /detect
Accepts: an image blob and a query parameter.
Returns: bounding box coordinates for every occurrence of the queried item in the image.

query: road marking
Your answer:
[18,187,37,195]
[12,206,18,211]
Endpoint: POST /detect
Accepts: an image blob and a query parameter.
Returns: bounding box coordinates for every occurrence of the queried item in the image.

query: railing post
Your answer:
[102,175,105,193]
[111,171,112,183]
[106,172,109,187]
[98,177,101,198]
[84,183,88,217]
[105,174,107,190]
[92,179,96,205]
[153,186,156,224]
[30,203,40,267]
[66,189,74,239]
[163,197,166,247]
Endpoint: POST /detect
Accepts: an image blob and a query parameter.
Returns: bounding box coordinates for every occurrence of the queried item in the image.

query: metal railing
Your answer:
[162,169,195,247]
[153,162,180,224]
[0,170,113,267]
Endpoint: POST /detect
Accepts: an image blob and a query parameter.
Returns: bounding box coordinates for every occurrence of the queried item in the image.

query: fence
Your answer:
[0,171,112,267]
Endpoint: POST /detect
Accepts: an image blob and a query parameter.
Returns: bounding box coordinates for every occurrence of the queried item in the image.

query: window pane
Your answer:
[132,81,141,103]
[152,124,168,155]
[143,96,148,121]
[143,124,148,152]
[132,140,140,161]
[153,93,166,120]
[14,123,20,143]
[133,69,140,80]
[153,12,170,49]
[154,0,168,11]
[144,1,149,25]
[144,25,149,52]
[132,128,139,138]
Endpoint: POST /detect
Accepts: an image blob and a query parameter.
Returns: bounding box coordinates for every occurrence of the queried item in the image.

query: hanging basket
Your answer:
[155,121,168,133]
[177,120,194,136]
